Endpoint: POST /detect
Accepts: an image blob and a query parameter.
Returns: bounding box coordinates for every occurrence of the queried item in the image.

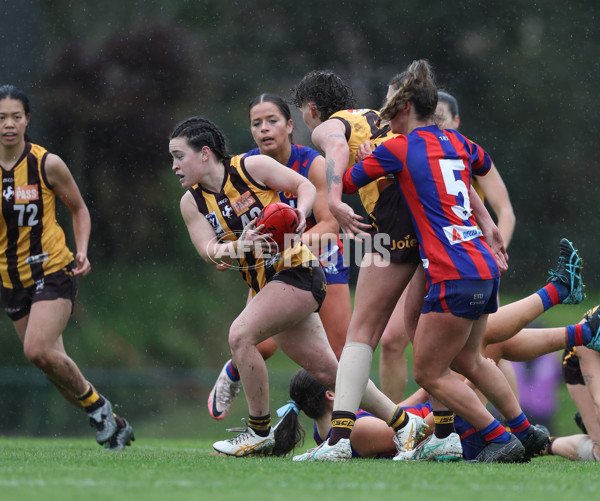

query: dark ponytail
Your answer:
[271,369,329,456]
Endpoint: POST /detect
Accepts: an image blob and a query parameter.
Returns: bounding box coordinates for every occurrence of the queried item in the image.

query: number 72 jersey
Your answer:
[0,142,73,289]
[343,124,499,286]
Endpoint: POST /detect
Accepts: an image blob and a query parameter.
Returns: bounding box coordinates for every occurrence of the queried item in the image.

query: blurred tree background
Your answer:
[0,0,598,439]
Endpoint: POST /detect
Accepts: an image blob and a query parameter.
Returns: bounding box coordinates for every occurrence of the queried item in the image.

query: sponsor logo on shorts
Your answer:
[34,278,45,293]
[469,292,486,306]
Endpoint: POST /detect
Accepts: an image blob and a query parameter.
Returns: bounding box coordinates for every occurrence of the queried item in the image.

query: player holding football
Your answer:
[207,94,352,423]
[170,116,422,457]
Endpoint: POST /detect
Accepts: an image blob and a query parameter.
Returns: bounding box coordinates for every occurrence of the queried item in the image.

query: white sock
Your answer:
[333,342,373,413]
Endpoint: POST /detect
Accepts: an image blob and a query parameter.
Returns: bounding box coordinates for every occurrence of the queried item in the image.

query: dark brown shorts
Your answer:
[270,263,327,312]
[562,347,584,386]
[1,262,78,321]
[366,185,421,264]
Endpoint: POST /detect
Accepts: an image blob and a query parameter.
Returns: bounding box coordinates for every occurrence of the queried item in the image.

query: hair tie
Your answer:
[276,401,300,418]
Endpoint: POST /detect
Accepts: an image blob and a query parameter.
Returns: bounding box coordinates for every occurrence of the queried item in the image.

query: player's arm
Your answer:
[470,189,508,271]
[342,144,389,195]
[303,155,339,248]
[244,154,315,234]
[180,192,258,265]
[312,120,369,239]
[473,163,516,248]
[45,153,91,277]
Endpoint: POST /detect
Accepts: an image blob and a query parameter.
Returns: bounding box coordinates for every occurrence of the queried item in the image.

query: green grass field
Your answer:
[0,437,597,501]
[1,295,598,500]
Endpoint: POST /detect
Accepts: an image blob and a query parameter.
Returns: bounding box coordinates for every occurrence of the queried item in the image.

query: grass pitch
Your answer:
[0,437,597,501]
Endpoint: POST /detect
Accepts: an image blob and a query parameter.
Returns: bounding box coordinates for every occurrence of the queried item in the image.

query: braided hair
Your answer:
[169,116,230,161]
[291,70,357,121]
[380,60,438,122]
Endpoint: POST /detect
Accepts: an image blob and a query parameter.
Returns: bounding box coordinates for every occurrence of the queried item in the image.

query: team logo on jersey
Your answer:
[205,211,225,237]
[15,184,39,204]
[443,224,483,245]
[222,205,233,218]
[231,190,256,215]
[2,186,14,202]
[26,252,49,265]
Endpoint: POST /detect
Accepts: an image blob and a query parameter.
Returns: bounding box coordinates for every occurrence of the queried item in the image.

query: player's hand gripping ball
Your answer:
[255,202,299,250]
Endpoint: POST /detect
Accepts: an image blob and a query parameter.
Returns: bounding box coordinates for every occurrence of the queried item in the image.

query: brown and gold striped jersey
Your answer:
[329,109,396,216]
[189,154,318,295]
[0,143,73,289]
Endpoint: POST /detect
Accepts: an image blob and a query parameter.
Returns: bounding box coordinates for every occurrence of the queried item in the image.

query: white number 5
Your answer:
[439,159,472,220]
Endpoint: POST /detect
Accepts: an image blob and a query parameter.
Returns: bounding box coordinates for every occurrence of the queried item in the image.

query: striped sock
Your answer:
[387,406,408,432]
[537,282,567,310]
[77,384,106,413]
[248,414,271,437]
[226,360,240,381]
[566,323,593,347]
[505,413,530,441]
[481,419,510,444]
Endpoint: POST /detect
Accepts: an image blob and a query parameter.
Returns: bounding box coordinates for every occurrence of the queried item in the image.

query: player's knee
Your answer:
[23,341,50,370]
[380,328,409,356]
[306,365,336,389]
[228,321,257,354]
[412,363,435,389]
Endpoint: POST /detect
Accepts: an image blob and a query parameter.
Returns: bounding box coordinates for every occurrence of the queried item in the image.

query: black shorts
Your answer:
[366,185,420,264]
[0,262,78,321]
[562,347,585,385]
[270,263,327,312]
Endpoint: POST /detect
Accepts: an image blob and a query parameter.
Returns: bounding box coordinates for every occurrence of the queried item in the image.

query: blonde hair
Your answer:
[380,60,438,121]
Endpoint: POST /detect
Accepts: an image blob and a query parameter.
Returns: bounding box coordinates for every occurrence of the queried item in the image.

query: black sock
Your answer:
[434,410,455,439]
[328,411,355,445]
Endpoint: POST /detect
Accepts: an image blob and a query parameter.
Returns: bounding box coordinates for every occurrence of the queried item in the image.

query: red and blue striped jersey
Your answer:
[343,125,499,286]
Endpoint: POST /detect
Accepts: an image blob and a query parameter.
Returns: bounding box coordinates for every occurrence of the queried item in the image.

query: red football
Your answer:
[255,202,299,250]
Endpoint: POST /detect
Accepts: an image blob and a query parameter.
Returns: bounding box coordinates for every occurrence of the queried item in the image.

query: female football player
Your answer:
[207,94,352,422]
[170,116,419,457]
[0,84,133,450]
[341,60,546,462]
